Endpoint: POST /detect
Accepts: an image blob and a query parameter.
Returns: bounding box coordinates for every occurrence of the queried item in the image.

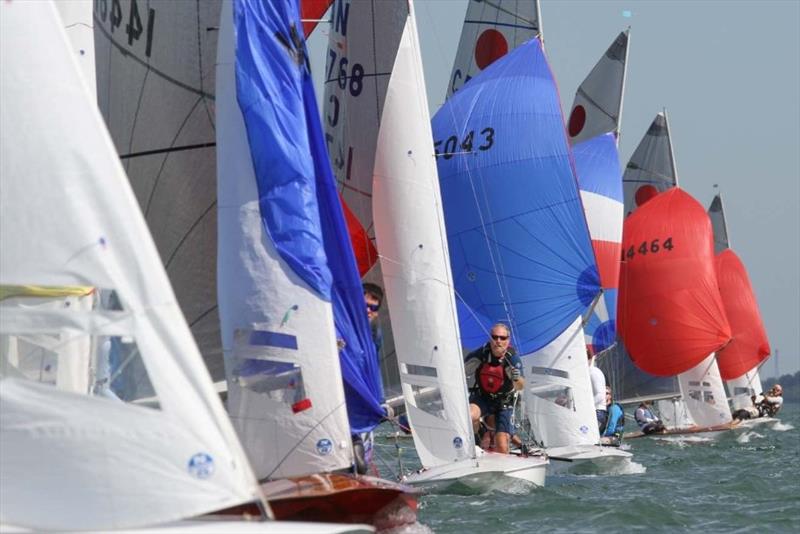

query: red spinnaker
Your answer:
[617,188,731,376]
[301,0,333,36]
[715,249,770,380]
[339,192,378,277]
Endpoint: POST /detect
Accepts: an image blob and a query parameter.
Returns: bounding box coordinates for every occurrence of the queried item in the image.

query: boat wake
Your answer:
[654,435,715,447]
[736,431,765,443]
[770,421,794,432]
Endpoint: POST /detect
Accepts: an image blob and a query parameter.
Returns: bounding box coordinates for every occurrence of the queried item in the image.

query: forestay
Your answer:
[372,0,475,470]
[216,0,361,479]
[447,0,541,98]
[0,1,262,528]
[568,31,629,354]
[433,37,600,355]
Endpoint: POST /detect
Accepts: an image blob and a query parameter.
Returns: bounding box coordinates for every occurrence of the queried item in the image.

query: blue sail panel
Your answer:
[433,37,600,355]
[234,0,384,433]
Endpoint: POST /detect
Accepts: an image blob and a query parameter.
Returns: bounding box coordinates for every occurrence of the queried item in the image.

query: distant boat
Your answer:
[215,0,415,526]
[617,188,734,433]
[709,193,770,410]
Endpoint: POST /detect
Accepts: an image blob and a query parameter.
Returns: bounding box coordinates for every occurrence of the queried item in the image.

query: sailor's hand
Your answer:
[510,367,521,381]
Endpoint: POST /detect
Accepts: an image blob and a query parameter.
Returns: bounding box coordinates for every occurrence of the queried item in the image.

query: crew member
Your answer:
[601,387,625,446]
[634,401,666,434]
[758,384,784,417]
[588,349,608,432]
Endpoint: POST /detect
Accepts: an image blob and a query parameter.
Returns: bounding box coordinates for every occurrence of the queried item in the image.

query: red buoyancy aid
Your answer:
[478,361,506,394]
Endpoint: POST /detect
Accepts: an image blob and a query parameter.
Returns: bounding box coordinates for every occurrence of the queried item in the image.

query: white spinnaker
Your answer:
[0,292,95,394]
[0,1,262,529]
[94,0,226,381]
[677,353,732,427]
[567,30,629,144]
[522,318,600,448]
[55,0,96,101]
[372,3,475,470]
[215,0,352,479]
[447,0,541,98]
[622,111,679,216]
[727,369,764,411]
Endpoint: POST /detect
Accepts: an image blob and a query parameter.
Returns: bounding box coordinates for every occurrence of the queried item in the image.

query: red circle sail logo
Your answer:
[474,29,508,70]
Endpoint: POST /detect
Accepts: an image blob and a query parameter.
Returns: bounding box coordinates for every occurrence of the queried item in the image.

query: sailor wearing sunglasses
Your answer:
[463,323,524,454]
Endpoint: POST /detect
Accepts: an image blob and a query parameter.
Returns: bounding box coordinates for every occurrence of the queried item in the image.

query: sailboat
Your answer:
[617,188,735,436]
[330,0,546,492]
[525,29,635,473]
[604,112,733,434]
[0,2,367,532]
[214,0,415,526]
[709,194,771,415]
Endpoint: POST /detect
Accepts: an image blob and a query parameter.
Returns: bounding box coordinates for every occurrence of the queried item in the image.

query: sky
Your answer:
[309,0,800,377]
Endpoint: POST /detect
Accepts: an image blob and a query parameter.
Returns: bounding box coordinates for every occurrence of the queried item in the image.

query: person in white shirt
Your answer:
[587,349,608,432]
[758,384,784,417]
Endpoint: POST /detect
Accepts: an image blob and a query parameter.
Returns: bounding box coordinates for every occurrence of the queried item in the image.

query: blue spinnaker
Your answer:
[233,0,385,433]
[432,37,600,355]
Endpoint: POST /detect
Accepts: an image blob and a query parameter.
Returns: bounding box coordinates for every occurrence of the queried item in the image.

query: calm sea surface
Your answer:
[374,403,799,533]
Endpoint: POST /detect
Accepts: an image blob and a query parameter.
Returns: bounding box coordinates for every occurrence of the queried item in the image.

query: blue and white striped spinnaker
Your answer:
[566,30,629,354]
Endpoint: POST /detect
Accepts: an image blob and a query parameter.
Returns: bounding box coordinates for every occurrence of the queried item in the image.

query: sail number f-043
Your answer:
[623,237,674,261]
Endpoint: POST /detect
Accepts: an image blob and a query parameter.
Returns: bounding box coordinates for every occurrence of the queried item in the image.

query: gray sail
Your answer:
[622,111,678,217]
[94,1,225,380]
[446,0,541,99]
[708,194,731,254]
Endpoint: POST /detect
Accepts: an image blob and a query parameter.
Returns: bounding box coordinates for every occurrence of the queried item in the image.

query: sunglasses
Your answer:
[491,335,509,341]
[366,303,381,312]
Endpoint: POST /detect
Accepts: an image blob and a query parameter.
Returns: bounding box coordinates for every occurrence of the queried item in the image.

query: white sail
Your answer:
[622,111,679,216]
[94,0,226,381]
[522,318,600,448]
[215,0,353,479]
[447,0,541,98]
[55,0,96,100]
[372,1,475,471]
[676,353,732,427]
[727,369,764,411]
[0,0,262,529]
[0,289,95,394]
[567,30,629,144]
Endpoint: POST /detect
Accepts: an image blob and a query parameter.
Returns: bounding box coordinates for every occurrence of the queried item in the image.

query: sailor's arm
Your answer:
[509,354,525,390]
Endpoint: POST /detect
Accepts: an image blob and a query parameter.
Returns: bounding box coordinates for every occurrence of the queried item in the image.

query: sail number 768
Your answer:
[623,237,674,261]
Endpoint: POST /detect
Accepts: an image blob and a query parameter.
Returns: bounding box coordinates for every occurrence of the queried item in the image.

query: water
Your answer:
[375,403,800,533]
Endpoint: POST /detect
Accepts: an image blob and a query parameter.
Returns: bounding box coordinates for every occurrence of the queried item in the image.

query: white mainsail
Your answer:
[215,0,353,479]
[55,0,97,100]
[446,0,541,98]
[0,0,263,529]
[372,1,475,471]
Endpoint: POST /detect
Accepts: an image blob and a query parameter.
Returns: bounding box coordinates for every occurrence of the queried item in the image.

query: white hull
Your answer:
[0,521,372,533]
[402,450,547,493]
[733,416,777,429]
[544,444,632,475]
